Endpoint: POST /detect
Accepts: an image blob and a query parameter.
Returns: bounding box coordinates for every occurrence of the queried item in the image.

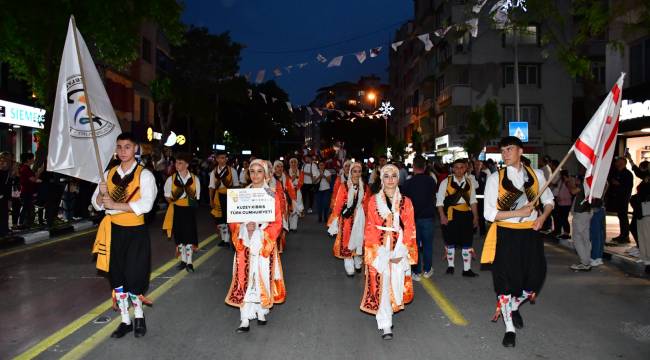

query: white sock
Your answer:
[512,290,530,311]
[257,310,266,321]
[499,295,515,333]
[240,319,249,328]
[115,287,131,324]
[343,258,354,275]
[354,255,363,270]
[179,244,187,263]
[129,293,144,319]
[446,246,455,268]
[462,248,472,271]
[383,327,392,335]
[185,244,193,265]
[219,224,230,243]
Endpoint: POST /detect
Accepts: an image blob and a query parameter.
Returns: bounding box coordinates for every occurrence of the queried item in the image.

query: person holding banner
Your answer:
[225,159,285,333]
[270,160,295,252]
[91,132,157,339]
[287,158,304,231]
[436,159,479,277]
[210,150,239,247]
[480,136,554,348]
[360,164,417,340]
[327,162,369,277]
[162,152,200,272]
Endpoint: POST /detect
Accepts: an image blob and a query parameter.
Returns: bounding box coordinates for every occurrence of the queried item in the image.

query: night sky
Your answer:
[182,0,413,105]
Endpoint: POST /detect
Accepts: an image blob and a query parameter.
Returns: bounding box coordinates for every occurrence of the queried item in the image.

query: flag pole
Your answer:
[530,147,574,206]
[70,15,106,184]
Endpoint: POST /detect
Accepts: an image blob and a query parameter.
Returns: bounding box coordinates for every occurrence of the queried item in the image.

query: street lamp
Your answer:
[366,92,377,108]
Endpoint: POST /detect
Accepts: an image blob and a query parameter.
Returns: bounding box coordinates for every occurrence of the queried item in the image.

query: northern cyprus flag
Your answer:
[48,17,121,184]
[573,73,625,201]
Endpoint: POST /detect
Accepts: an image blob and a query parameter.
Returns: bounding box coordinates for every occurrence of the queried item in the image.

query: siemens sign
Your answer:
[0,100,46,129]
[620,99,650,121]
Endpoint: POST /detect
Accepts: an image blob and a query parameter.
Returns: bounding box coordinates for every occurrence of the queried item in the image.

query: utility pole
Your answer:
[513,26,521,122]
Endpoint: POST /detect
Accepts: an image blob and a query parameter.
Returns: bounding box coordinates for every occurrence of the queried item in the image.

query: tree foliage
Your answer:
[464,99,501,158]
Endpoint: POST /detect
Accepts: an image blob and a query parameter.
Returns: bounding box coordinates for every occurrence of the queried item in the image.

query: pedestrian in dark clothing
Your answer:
[0,153,12,236]
[18,153,41,228]
[402,156,437,280]
[607,157,633,244]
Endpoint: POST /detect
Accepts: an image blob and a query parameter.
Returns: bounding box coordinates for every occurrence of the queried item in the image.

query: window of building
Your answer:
[629,37,650,86]
[503,105,541,130]
[140,97,149,123]
[591,61,606,84]
[503,25,539,46]
[142,37,152,63]
[503,63,540,87]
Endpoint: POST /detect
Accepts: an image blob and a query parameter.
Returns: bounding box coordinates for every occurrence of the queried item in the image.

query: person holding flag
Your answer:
[91,132,157,338]
[210,150,239,247]
[162,152,200,272]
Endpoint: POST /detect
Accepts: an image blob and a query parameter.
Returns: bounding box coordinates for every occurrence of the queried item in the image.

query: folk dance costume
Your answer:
[327,163,370,276]
[330,160,352,211]
[210,164,239,246]
[91,162,157,338]
[437,174,479,276]
[480,164,554,347]
[287,159,304,231]
[269,162,296,253]
[360,165,417,340]
[162,171,200,272]
[225,160,286,332]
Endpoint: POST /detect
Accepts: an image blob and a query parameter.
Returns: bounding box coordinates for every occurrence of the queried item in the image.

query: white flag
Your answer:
[316,54,327,63]
[286,102,293,112]
[391,41,404,51]
[466,18,479,37]
[298,63,308,69]
[355,51,367,64]
[47,17,121,184]
[370,47,382,58]
[328,56,343,67]
[255,69,266,84]
[573,73,625,201]
[418,33,434,51]
[259,93,267,103]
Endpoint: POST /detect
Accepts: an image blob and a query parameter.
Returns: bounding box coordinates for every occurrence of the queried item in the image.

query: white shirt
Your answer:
[164,172,200,200]
[209,165,240,189]
[91,162,157,216]
[436,175,477,207]
[483,166,555,223]
[317,169,332,191]
[302,163,317,184]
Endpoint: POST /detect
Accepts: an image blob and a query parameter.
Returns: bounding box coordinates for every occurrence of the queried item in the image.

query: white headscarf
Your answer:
[248,159,270,188]
[378,164,402,227]
[346,162,364,210]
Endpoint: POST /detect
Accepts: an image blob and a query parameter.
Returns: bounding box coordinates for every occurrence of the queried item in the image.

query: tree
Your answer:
[463,99,501,158]
[0,0,184,161]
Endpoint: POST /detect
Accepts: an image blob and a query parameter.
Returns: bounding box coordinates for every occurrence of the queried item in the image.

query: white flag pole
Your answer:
[70,15,106,184]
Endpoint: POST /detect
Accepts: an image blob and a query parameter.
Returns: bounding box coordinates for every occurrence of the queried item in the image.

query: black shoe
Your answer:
[355,267,362,273]
[176,262,186,271]
[257,319,267,326]
[512,310,524,329]
[462,269,478,277]
[346,273,354,278]
[382,332,393,340]
[186,264,195,272]
[446,267,455,275]
[502,332,516,347]
[217,240,228,247]
[236,325,250,333]
[134,317,147,338]
[110,322,133,338]
[613,236,630,244]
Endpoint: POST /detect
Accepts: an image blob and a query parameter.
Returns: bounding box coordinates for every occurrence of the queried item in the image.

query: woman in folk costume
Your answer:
[287,158,304,231]
[330,160,352,211]
[270,160,295,253]
[360,164,417,340]
[225,159,286,333]
[162,153,200,272]
[327,162,370,276]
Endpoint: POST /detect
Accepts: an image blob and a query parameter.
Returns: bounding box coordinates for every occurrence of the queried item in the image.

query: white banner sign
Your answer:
[226,188,276,223]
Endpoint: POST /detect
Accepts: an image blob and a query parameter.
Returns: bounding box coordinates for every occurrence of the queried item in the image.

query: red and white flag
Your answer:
[573,73,625,201]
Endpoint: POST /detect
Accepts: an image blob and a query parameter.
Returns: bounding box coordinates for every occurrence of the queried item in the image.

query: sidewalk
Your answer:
[553,214,649,278]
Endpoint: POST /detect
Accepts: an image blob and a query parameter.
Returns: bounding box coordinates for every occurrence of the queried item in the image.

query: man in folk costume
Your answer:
[481,136,554,348]
[210,150,239,247]
[437,158,480,277]
[270,160,295,253]
[91,132,157,338]
[327,162,369,276]
[162,152,200,272]
[287,158,304,231]
[226,159,286,333]
[361,164,417,340]
[330,160,352,211]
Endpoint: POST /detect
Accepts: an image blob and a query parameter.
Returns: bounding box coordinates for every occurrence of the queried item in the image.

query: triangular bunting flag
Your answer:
[328,56,343,67]
[391,41,404,51]
[255,69,266,84]
[286,102,293,112]
[316,54,327,63]
[273,68,282,77]
[355,51,367,64]
[417,33,434,51]
[259,93,267,103]
[370,47,382,58]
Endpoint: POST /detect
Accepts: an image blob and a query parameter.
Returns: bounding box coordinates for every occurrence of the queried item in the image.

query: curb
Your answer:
[549,236,649,278]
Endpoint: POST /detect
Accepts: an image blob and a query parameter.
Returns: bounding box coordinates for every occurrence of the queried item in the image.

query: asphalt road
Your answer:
[3,210,649,360]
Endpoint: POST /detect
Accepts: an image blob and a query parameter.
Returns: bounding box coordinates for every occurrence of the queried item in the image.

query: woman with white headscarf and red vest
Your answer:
[270,160,295,253]
[360,164,418,340]
[225,159,286,333]
[327,161,370,276]
[287,157,304,231]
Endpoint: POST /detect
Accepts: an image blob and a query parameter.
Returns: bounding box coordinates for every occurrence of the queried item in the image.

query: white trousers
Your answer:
[376,272,393,330]
[289,212,299,230]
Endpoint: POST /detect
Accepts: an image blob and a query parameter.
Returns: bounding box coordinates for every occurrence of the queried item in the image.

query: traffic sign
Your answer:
[509,121,529,142]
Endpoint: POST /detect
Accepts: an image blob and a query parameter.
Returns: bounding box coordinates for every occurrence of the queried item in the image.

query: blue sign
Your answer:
[509,121,528,142]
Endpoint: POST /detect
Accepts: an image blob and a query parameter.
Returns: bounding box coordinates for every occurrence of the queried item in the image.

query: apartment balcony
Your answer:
[436,84,471,108]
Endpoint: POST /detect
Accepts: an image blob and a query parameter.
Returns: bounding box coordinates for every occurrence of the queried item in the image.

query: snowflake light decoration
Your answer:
[280,127,288,136]
[501,0,527,12]
[379,101,394,117]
